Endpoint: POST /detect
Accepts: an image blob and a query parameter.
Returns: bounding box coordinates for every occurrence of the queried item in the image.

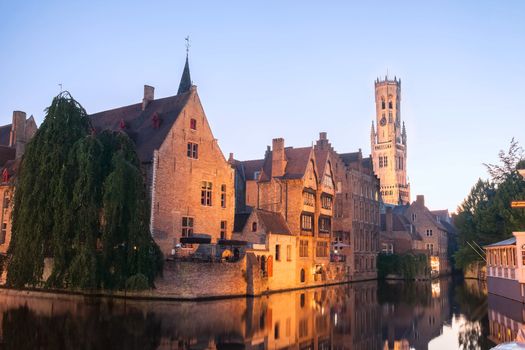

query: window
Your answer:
[301,213,313,232]
[412,213,417,221]
[274,322,280,340]
[221,184,226,208]
[187,142,198,159]
[381,99,385,110]
[521,250,525,266]
[182,217,194,237]
[388,100,393,109]
[190,118,197,130]
[384,156,388,167]
[316,241,329,257]
[303,191,315,207]
[275,244,281,261]
[300,269,306,283]
[253,171,260,180]
[382,243,393,254]
[426,229,433,237]
[0,223,6,244]
[379,156,383,168]
[426,243,434,255]
[220,221,227,239]
[321,194,332,210]
[287,245,292,261]
[319,216,331,235]
[252,222,257,232]
[201,181,212,206]
[2,194,9,209]
[299,240,309,257]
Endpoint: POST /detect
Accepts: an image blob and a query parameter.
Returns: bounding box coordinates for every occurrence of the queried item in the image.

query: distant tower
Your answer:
[371,76,410,205]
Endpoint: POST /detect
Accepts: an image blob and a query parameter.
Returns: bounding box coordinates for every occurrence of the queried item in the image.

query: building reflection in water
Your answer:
[0,278,496,350]
[488,291,525,345]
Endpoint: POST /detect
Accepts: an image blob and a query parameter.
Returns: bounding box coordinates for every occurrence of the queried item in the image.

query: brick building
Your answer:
[379,206,424,255]
[233,137,335,286]
[90,55,235,257]
[0,111,37,255]
[314,133,381,281]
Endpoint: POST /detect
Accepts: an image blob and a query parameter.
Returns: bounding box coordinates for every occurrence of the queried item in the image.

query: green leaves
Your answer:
[454,139,525,269]
[6,93,162,290]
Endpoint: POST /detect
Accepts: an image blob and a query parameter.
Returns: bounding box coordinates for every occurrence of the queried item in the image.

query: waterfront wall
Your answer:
[487,276,524,303]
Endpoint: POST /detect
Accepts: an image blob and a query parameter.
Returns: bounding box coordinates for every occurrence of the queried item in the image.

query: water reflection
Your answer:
[0,278,500,350]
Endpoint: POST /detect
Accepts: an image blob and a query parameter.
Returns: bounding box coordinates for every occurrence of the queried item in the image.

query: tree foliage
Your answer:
[7,92,162,289]
[455,139,525,269]
[377,253,429,280]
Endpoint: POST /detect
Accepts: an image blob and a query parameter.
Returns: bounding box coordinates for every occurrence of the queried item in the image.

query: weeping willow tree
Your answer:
[7,92,162,289]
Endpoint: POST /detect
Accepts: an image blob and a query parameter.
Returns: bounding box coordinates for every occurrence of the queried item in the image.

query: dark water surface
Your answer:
[0,278,503,349]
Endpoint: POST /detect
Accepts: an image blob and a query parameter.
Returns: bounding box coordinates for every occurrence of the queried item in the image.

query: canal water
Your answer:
[0,277,509,349]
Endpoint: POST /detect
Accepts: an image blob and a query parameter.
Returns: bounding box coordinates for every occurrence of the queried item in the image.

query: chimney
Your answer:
[271,138,286,178]
[228,152,234,163]
[142,85,155,111]
[386,207,393,232]
[319,132,327,140]
[416,195,425,206]
[10,111,27,158]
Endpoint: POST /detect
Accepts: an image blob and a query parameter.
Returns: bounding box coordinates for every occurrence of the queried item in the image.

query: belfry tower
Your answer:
[370,76,410,205]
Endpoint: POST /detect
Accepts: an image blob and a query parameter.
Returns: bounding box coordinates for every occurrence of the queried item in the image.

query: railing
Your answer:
[487,265,516,280]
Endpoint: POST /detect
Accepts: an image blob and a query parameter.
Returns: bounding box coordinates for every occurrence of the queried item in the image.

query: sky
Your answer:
[0,1,524,212]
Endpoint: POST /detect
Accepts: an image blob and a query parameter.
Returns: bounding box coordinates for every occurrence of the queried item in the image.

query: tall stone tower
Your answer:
[370,76,410,205]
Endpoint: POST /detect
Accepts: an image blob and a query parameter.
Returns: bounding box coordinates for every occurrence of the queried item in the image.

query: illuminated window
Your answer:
[200,181,212,206]
[299,240,309,257]
[303,191,315,207]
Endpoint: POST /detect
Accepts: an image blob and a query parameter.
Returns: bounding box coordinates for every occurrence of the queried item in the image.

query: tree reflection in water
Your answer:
[0,278,494,350]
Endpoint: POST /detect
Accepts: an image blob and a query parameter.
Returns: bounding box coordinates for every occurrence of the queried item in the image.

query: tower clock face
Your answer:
[380,116,387,126]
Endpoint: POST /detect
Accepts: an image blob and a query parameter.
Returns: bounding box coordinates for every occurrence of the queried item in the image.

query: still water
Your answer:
[0,277,510,349]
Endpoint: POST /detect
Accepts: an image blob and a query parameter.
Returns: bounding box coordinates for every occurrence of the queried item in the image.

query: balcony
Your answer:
[487,265,516,280]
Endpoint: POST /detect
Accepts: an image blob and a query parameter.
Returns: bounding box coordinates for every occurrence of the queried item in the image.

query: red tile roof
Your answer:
[89,92,192,163]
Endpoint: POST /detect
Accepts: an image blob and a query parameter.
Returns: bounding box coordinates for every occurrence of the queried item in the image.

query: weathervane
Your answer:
[185,36,191,55]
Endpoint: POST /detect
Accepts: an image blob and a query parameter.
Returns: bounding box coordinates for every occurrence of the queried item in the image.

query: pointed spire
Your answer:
[370,121,376,145]
[402,121,407,145]
[178,36,192,94]
[177,54,192,95]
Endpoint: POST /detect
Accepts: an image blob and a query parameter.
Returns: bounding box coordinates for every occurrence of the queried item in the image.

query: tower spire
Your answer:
[370,121,376,144]
[177,36,192,94]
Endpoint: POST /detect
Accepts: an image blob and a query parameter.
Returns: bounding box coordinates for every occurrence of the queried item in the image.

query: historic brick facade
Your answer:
[0,111,37,255]
[234,137,335,286]
[90,57,235,257]
[371,77,410,205]
[314,133,381,281]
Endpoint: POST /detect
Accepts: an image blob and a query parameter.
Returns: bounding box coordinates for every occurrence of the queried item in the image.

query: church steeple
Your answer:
[177,54,192,95]
[370,121,376,145]
[178,36,192,95]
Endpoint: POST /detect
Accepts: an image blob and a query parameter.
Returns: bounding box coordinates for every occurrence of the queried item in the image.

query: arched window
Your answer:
[388,100,393,109]
[300,269,306,283]
[252,222,257,232]
[190,118,197,130]
[381,99,386,110]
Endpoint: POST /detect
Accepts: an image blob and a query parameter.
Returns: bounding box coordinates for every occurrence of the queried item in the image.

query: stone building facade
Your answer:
[233,137,336,287]
[0,111,37,255]
[314,133,381,281]
[380,206,424,255]
[90,56,235,257]
[370,77,410,205]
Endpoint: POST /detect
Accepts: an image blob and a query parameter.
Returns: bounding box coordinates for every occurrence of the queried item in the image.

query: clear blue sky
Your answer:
[1,1,524,212]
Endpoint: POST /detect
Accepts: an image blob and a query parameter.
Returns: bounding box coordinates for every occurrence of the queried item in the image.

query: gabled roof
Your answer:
[339,152,360,166]
[485,237,516,248]
[314,148,329,179]
[0,146,15,167]
[431,209,449,218]
[237,159,265,181]
[259,146,313,181]
[90,92,192,163]
[256,210,291,235]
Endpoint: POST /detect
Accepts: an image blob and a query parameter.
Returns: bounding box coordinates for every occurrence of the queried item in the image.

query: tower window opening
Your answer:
[388,101,393,109]
[381,99,385,110]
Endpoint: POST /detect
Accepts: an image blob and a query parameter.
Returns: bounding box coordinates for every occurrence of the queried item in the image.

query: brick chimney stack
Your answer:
[416,195,425,206]
[10,111,27,158]
[142,85,155,111]
[271,138,286,178]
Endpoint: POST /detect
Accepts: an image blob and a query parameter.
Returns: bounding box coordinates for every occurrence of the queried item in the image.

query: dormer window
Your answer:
[190,118,197,130]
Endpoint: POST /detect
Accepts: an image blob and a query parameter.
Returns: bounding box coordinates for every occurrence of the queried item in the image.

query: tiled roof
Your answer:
[0,146,15,167]
[238,159,264,181]
[0,124,11,146]
[314,148,329,179]
[485,237,516,248]
[256,210,291,235]
[89,92,192,163]
[233,213,251,233]
[431,209,449,218]
[259,146,313,181]
[339,152,360,166]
